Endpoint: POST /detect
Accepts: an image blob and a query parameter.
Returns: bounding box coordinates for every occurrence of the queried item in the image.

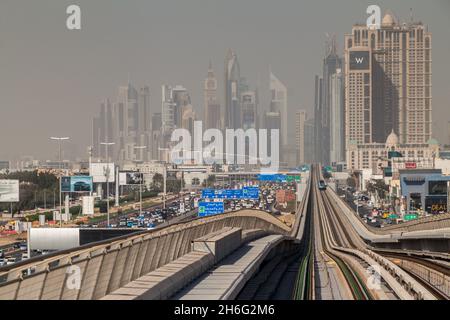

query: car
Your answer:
[0,258,6,266]
[6,257,18,265]
[21,253,29,260]
[19,243,27,251]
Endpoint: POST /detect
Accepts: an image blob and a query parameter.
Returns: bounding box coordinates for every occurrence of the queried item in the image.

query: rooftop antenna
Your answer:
[410,7,414,23]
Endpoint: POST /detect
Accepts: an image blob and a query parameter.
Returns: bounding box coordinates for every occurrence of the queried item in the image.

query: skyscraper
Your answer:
[92,82,152,164]
[329,68,345,164]
[224,49,241,129]
[295,110,307,165]
[313,75,323,163]
[320,37,344,165]
[264,111,281,157]
[304,118,315,165]
[115,83,139,162]
[181,104,196,136]
[92,98,114,158]
[172,85,191,128]
[204,61,221,130]
[270,71,288,147]
[241,90,257,130]
[344,11,432,147]
[161,85,191,130]
[161,84,176,132]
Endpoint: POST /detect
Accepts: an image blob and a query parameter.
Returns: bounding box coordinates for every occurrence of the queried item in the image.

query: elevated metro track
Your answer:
[239,165,444,300]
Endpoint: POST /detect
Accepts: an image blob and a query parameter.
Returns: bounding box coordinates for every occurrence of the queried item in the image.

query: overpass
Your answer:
[0,166,448,300]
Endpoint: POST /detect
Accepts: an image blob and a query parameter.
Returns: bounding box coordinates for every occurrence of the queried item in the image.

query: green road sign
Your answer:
[287,175,301,182]
[404,214,418,221]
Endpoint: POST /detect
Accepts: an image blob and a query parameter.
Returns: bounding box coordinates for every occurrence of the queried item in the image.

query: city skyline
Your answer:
[1,0,450,161]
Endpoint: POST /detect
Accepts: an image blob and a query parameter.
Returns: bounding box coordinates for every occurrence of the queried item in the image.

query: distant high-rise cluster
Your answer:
[92,82,152,163]
[92,49,291,167]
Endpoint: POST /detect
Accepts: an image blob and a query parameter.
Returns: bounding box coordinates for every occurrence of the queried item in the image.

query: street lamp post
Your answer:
[134,145,147,216]
[100,142,115,227]
[50,136,70,227]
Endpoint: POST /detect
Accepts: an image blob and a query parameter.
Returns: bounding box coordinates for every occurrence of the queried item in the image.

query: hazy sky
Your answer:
[1,0,449,161]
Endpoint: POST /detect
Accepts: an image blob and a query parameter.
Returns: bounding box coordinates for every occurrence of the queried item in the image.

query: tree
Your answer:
[346,177,356,189]
[192,177,200,186]
[152,173,164,192]
[367,179,389,200]
[206,175,216,187]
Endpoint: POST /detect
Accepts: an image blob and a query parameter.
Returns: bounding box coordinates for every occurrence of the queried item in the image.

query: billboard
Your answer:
[428,181,447,195]
[82,196,95,215]
[405,162,417,169]
[349,51,370,70]
[198,201,224,217]
[119,172,144,185]
[0,179,19,202]
[61,176,93,193]
[425,195,447,214]
[89,163,115,183]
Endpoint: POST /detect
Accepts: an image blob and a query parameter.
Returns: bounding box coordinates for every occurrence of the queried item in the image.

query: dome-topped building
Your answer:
[386,130,399,148]
[381,12,396,27]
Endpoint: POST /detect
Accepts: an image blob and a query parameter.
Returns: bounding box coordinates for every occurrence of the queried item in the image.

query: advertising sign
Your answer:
[198,201,224,217]
[0,179,19,202]
[82,196,95,215]
[405,162,417,169]
[89,163,115,183]
[425,196,447,214]
[119,172,144,185]
[61,176,93,193]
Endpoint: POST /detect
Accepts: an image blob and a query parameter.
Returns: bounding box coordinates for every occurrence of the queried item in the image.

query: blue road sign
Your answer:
[257,174,287,182]
[202,187,259,199]
[198,201,224,217]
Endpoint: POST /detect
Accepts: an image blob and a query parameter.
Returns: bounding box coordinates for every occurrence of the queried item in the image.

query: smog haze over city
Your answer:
[0,0,449,162]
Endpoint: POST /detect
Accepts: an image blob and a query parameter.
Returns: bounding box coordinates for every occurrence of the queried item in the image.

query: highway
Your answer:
[0,165,448,300]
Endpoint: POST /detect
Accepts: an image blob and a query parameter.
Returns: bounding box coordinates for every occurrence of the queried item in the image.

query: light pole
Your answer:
[50,136,70,227]
[134,145,147,215]
[158,147,170,209]
[100,142,115,227]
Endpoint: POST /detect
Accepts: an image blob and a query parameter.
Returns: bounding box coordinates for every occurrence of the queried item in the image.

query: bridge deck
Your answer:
[172,234,285,300]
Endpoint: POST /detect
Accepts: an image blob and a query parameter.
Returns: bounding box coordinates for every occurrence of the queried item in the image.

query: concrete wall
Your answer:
[0,210,289,300]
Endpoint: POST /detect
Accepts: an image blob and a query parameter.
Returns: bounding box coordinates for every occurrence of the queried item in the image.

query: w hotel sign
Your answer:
[349,51,370,70]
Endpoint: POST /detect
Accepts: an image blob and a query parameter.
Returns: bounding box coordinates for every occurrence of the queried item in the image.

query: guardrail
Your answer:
[329,188,450,235]
[0,210,290,300]
[291,174,311,240]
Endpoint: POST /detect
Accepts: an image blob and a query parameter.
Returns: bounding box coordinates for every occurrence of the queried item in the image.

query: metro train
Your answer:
[318,180,327,190]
